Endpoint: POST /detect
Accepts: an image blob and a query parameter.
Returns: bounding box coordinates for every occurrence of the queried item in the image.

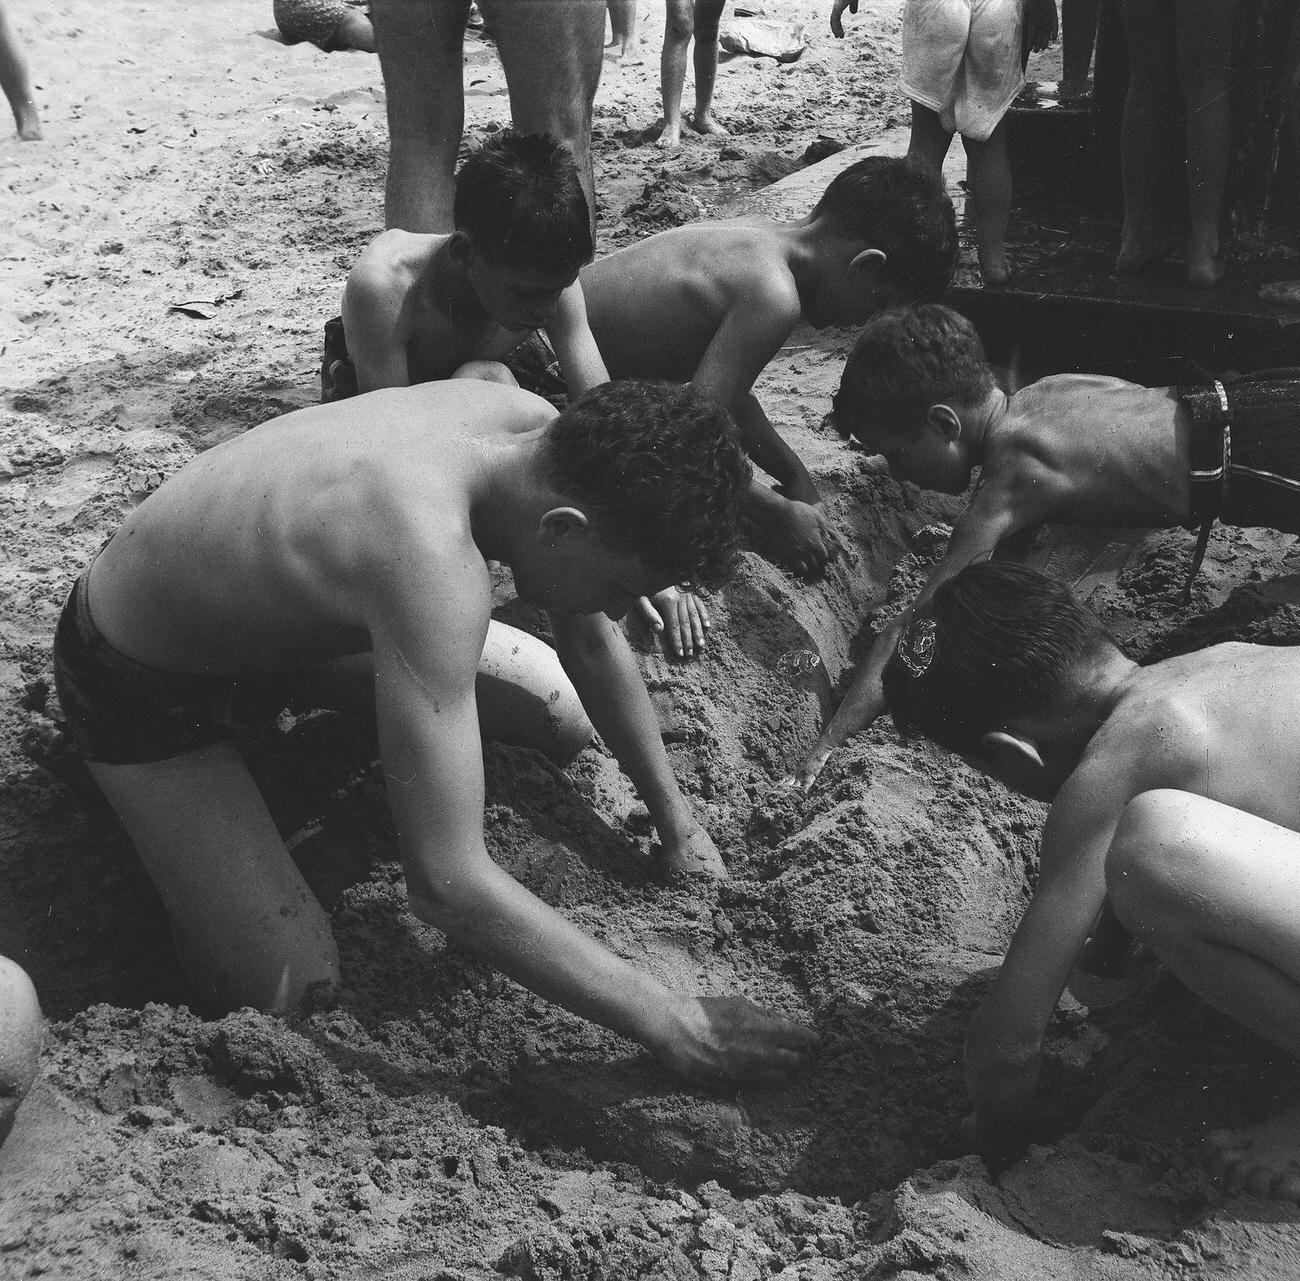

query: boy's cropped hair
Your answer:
[881,562,1117,756]
[454,130,594,276]
[546,380,752,591]
[833,304,996,442]
[812,157,958,303]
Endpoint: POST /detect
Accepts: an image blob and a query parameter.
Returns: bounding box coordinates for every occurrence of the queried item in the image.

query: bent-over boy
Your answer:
[883,560,1300,1198]
[53,379,816,1083]
[793,303,1300,787]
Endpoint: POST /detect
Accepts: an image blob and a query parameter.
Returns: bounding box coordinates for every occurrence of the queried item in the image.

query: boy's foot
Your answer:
[688,110,729,138]
[14,104,42,141]
[978,249,1012,287]
[1205,1102,1300,1201]
[1188,253,1226,290]
[655,121,683,150]
[1115,236,1163,274]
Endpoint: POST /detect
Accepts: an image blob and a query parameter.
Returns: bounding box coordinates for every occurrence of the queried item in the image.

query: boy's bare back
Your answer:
[582,220,802,385]
[993,374,1194,530]
[90,382,554,676]
[1079,642,1300,831]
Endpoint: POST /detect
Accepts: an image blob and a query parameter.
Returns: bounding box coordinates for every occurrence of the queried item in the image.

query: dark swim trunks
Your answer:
[501,330,569,409]
[1182,369,1300,535]
[53,572,232,765]
[321,316,358,403]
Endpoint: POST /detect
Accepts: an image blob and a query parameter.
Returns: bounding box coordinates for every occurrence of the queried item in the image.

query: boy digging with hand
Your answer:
[794,304,1300,788]
[882,561,1300,1200]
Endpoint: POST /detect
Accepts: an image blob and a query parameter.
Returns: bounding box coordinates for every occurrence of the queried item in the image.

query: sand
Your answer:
[3,0,1300,1276]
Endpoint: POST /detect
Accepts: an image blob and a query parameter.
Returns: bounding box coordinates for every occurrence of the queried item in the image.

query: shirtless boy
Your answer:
[325,130,607,405]
[792,303,1300,788]
[540,156,957,592]
[52,379,816,1083]
[881,560,1300,1199]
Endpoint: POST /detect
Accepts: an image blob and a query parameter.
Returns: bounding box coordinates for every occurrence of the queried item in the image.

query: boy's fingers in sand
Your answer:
[667,995,818,1082]
[650,587,710,660]
[788,744,832,792]
[635,595,666,634]
[829,0,859,39]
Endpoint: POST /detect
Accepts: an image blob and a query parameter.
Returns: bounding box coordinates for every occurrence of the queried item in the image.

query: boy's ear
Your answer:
[848,247,888,277]
[978,730,1045,776]
[926,402,963,441]
[538,506,590,546]
[447,230,475,263]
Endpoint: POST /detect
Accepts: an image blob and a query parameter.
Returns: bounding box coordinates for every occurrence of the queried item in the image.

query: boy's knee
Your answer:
[1105,789,1200,931]
[452,360,518,386]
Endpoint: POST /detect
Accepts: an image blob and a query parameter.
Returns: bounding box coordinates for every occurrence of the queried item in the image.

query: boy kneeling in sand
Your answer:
[793,303,1300,787]
[326,129,607,405]
[883,560,1300,1198]
[53,379,816,1083]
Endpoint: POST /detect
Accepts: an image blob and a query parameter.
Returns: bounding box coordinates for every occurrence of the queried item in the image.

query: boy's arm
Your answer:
[548,609,724,877]
[789,473,1042,788]
[341,264,412,393]
[544,280,610,398]
[962,770,1120,1163]
[370,572,814,1080]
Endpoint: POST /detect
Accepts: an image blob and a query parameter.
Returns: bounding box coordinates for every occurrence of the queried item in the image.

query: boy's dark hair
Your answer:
[811,157,958,303]
[832,304,996,441]
[545,380,752,590]
[881,562,1117,756]
[454,130,594,276]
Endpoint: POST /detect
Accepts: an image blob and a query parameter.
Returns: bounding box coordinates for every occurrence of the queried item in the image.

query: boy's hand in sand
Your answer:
[784,741,833,792]
[657,995,818,1082]
[636,586,711,660]
[829,0,859,39]
[774,497,847,579]
[657,823,727,879]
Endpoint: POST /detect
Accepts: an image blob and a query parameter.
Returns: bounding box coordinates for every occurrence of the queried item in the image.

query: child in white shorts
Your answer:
[899,0,1056,284]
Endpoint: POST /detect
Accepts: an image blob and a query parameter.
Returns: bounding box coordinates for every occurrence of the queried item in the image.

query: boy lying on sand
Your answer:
[52,379,816,1083]
[881,560,1300,1199]
[793,303,1300,788]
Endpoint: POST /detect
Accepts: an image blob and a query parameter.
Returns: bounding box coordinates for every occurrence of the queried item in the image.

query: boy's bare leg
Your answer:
[336,9,378,52]
[906,101,954,175]
[88,745,341,1016]
[657,0,694,149]
[1060,0,1100,98]
[275,622,594,764]
[1115,0,1175,272]
[0,1,41,141]
[606,0,640,60]
[963,122,1012,285]
[1106,790,1300,1200]
[480,0,604,232]
[371,0,469,231]
[1175,0,1231,289]
[689,0,727,136]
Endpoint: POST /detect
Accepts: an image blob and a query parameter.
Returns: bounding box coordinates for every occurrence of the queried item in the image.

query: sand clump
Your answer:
[3,0,1300,1277]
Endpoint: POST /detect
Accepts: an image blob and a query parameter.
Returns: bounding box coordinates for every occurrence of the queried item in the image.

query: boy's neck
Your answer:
[961,388,1009,461]
[429,238,490,327]
[1030,650,1141,768]
[468,431,552,566]
[781,216,855,298]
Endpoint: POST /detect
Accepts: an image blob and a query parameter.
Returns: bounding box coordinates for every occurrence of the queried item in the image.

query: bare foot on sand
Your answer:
[688,110,729,138]
[978,248,1011,287]
[11,101,41,140]
[1115,233,1163,274]
[1188,251,1225,290]
[655,121,683,150]
[1205,1102,1300,1200]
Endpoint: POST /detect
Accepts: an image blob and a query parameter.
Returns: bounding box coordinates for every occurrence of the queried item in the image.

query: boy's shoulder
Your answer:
[351,229,447,285]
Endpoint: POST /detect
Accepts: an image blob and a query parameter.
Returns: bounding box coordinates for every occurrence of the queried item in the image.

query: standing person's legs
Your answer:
[1061,0,1101,97]
[1174,0,1232,288]
[906,99,955,174]
[88,745,341,1016]
[371,0,469,232]
[481,0,605,233]
[0,0,41,141]
[690,0,727,135]
[963,120,1012,285]
[657,0,694,149]
[1106,790,1300,1201]
[1115,0,1176,271]
[606,0,639,59]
